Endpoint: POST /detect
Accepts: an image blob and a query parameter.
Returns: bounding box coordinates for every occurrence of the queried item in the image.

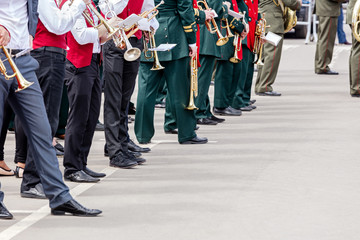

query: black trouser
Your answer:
[63,55,101,175]
[103,38,142,159]
[18,48,66,191]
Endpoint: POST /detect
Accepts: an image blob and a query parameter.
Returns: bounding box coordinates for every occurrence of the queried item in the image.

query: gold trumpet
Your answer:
[253,15,269,66]
[143,31,164,71]
[0,46,34,92]
[197,0,228,46]
[126,1,164,38]
[352,0,360,42]
[185,56,198,110]
[83,3,141,61]
[229,33,242,63]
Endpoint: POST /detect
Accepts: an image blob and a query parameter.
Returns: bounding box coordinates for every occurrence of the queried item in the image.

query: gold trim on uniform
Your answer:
[184,29,194,32]
[183,22,196,29]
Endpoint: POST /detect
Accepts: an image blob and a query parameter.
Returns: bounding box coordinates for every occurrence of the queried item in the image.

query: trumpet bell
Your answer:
[124,48,142,62]
[229,57,240,64]
[151,63,165,71]
[15,76,34,92]
[216,37,229,46]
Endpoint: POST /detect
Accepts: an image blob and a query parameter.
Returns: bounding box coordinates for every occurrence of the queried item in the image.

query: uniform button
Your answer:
[165,35,168,38]
[164,28,167,30]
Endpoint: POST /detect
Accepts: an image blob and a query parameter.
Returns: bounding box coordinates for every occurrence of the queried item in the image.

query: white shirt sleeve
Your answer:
[141,0,159,30]
[38,0,86,35]
[71,16,99,45]
[99,0,129,16]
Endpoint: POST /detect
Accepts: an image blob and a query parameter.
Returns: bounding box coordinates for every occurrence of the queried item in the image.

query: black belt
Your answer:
[33,46,67,56]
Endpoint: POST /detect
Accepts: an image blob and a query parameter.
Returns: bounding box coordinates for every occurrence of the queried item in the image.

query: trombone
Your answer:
[0,46,34,92]
[197,0,228,46]
[143,31,164,71]
[185,56,198,110]
[82,2,141,61]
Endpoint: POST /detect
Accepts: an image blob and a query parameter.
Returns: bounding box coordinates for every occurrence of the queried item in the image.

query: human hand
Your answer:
[0,26,10,46]
[223,2,231,9]
[189,45,197,57]
[204,9,215,21]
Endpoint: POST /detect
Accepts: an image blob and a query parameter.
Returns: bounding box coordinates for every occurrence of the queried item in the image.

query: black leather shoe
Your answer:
[54,142,64,152]
[165,129,178,134]
[128,139,151,153]
[64,170,100,183]
[51,199,102,217]
[129,149,142,158]
[21,183,46,199]
[197,118,218,125]
[351,94,360,97]
[125,151,146,165]
[213,106,242,116]
[109,152,138,169]
[180,136,208,144]
[249,99,256,105]
[248,104,257,109]
[316,69,339,75]
[256,91,281,96]
[84,167,106,178]
[209,115,225,123]
[0,202,13,219]
[95,122,104,131]
[240,106,253,111]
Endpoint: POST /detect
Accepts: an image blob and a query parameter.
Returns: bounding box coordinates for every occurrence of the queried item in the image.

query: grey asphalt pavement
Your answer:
[1,32,360,240]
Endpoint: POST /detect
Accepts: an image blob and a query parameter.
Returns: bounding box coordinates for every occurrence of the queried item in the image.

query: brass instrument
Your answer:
[253,15,269,66]
[283,7,297,33]
[197,0,228,46]
[126,1,164,38]
[223,18,235,38]
[0,46,34,92]
[143,31,164,70]
[185,57,198,110]
[352,0,360,42]
[82,2,141,61]
[229,33,242,63]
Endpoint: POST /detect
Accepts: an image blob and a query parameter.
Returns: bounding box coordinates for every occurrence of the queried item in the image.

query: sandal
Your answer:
[0,166,15,176]
[14,166,24,178]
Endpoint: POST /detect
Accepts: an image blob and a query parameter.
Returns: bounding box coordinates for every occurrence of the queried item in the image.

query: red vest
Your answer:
[66,6,95,68]
[33,1,67,50]
[245,0,258,51]
[118,0,144,39]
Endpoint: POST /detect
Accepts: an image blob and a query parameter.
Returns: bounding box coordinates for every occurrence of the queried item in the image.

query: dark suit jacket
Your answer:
[27,0,39,37]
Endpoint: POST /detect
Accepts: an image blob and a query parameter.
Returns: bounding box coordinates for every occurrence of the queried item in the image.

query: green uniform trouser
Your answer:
[255,34,284,93]
[195,55,217,119]
[349,33,360,95]
[315,16,338,73]
[156,76,167,104]
[214,60,241,108]
[232,46,255,108]
[135,57,197,143]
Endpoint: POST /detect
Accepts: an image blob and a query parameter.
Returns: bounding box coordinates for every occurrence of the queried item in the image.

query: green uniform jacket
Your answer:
[314,0,341,17]
[199,0,229,57]
[141,0,197,62]
[259,0,301,34]
[219,0,246,60]
[346,0,356,24]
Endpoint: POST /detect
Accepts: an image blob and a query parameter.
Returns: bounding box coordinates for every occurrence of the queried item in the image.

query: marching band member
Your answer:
[195,0,230,125]
[16,0,89,199]
[63,0,121,182]
[231,0,260,111]
[135,0,208,144]
[0,0,101,218]
[314,0,341,75]
[101,0,158,169]
[213,0,247,116]
[254,0,301,96]
[347,0,360,97]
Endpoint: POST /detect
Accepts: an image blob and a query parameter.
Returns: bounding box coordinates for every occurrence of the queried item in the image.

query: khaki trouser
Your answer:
[255,34,284,93]
[314,16,338,73]
[349,33,360,95]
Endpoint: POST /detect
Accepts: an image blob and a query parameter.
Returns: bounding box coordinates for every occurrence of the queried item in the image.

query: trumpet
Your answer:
[143,31,164,71]
[197,0,228,46]
[253,14,269,66]
[82,2,141,61]
[229,33,242,63]
[185,56,198,110]
[0,46,34,92]
[126,1,164,38]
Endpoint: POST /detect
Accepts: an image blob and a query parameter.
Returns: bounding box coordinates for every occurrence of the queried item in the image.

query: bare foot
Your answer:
[0,160,11,171]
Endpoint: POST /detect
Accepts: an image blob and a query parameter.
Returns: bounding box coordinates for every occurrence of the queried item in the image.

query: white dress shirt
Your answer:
[38,0,86,35]
[0,0,30,49]
[71,6,101,53]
